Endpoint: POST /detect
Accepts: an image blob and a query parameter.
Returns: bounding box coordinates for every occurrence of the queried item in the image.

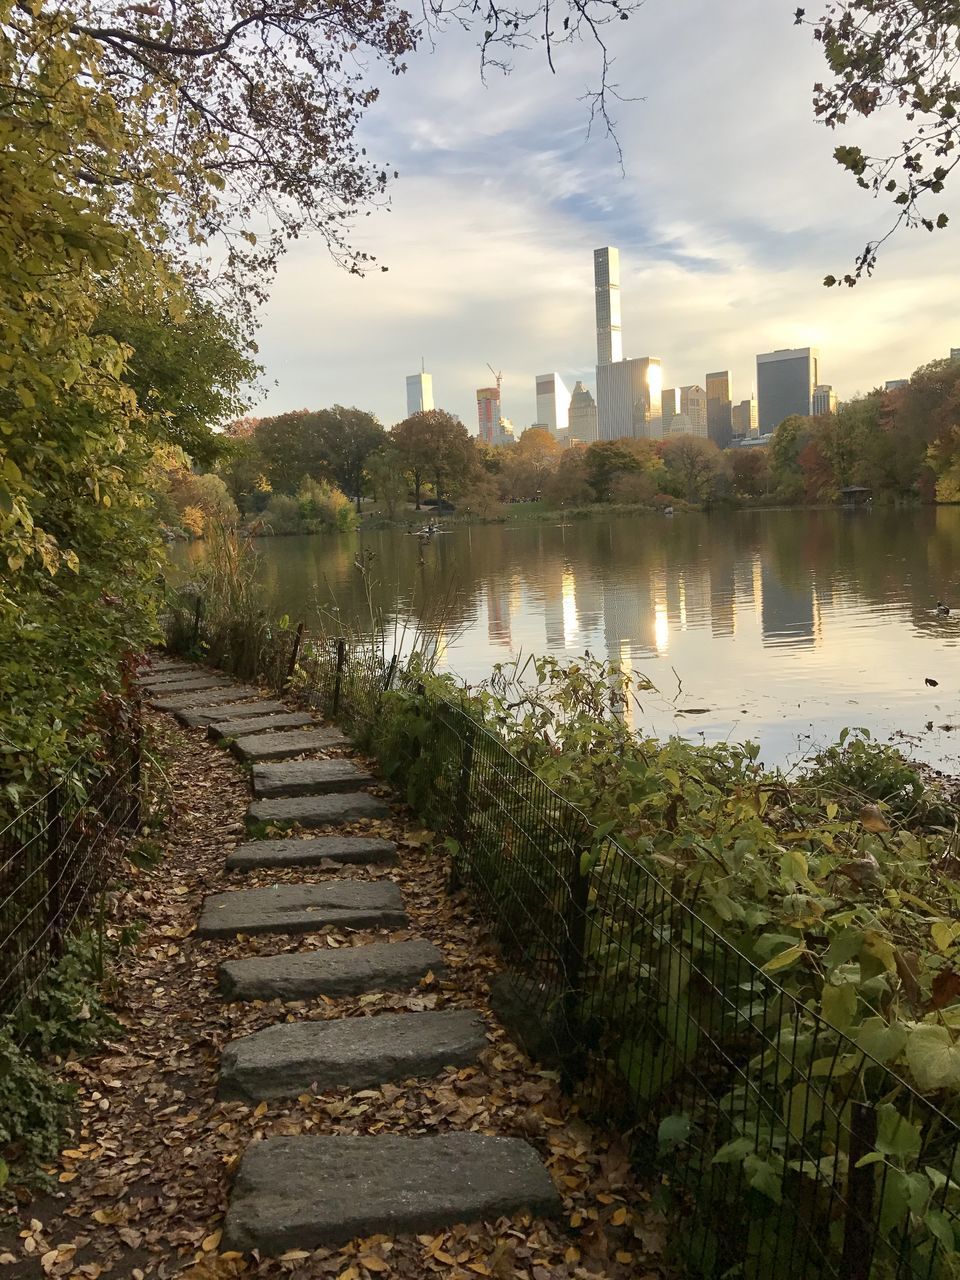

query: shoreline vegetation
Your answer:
[158,353,960,540]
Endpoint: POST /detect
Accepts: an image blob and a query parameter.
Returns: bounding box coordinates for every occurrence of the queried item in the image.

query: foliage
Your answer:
[367,446,410,518]
[393,410,475,508]
[93,286,259,467]
[296,477,357,532]
[661,435,723,502]
[15,930,120,1062]
[0,1026,73,1189]
[801,1,958,283]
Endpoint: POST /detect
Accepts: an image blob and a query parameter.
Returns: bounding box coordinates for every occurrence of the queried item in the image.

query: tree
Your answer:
[36,0,642,316]
[769,416,813,501]
[367,447,409,518]
[392,410,474,507]
[542,448,593,507]
[254,411,330,494]
[661,436,724,502]
[801,2,959,283]
[94,286,259,467]
[727,447,771,499]
[315,406,385,512]
[583,438,663,502]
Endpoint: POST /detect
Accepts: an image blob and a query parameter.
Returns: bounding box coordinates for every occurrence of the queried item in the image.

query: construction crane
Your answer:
[486,363,503,424]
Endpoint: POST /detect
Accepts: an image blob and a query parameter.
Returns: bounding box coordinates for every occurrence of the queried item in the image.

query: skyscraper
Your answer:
[535,373,572,435]
[661,387,679,434]
[597,357,662,440]
[405,370,434,416]
[756,348,819,431]
[731,397,758,438]
[811,384,838,416]
[705,370,733,449]
[594,247,623,366]
[568,381,598,443]
[679,385,708,437]
[476,387,499,444]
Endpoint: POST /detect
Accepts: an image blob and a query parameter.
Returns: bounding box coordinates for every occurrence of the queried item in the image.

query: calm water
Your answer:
[172,508,960,770]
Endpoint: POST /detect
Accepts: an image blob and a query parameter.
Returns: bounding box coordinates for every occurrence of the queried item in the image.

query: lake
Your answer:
[172,507,960,771]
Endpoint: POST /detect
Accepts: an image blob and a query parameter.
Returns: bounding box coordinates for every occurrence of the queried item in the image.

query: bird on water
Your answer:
[937,600,951,616]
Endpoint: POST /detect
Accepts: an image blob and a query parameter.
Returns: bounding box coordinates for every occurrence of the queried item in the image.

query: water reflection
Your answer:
[172,508,960,769]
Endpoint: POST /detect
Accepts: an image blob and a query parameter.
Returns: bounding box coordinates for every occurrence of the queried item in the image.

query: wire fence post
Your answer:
[449,712,476,892]
[332,637,347,716]
[560,826,592,1084]
[841,1100,878,1280]
[283,621,305,693]
[127,705,143,833]
[45,783,67,960]
[384,653,398,692]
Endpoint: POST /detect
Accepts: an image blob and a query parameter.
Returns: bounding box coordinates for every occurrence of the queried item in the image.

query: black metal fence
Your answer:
[0,725,144,1033]
[172,620,960,1279]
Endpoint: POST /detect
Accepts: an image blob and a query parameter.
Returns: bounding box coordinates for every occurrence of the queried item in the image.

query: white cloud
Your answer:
[252,0,960,429]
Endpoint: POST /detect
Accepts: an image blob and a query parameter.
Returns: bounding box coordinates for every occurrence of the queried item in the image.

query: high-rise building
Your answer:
[705,370,733,449]
[535,373,571,435]
[597,357,662,440]
[812,384,838,416]
[405,370,434,417]
[568,381,598,443]
[756,348,819,432]
[731,397,758,438]
[594,247,623,366]
[885,379,909,391]
[951,349,960,361]
[679,385,708,437]
[661,388,679,434]
[477,386,500,444]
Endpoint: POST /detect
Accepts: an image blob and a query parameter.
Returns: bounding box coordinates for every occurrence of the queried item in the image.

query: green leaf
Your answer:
[0,1155,7,1188]
[821,981,857,1030]
[657,1114,691,1153]
[743,1153,783,1204]
[875,1103,922,1161]
[905,1023,960,1092]
[856,1018,908,1064]
[926,1207,954,1251]
[713,1136,755,1165]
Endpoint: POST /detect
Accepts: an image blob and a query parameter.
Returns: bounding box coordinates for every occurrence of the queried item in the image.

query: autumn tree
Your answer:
[254,412,331,494]
[661,436,724,502]
[392,410,474,507]
[727,447,771,499]
[583,439,664,502]
[800,1,960,282]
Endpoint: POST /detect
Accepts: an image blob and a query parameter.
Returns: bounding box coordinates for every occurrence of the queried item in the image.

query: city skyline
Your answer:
[248,0,960,432]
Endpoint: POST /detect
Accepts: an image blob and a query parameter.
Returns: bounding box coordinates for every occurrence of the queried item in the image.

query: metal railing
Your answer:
[170,617,960,1279]
[0,726,144,1032]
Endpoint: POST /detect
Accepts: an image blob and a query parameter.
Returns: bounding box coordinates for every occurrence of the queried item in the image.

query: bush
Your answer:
[260,493,302,535]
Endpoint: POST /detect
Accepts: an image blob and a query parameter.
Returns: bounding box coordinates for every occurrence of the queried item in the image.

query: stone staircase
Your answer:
[139,655,559,1256]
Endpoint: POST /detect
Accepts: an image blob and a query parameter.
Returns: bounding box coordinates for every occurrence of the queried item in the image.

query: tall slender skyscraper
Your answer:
[594,247,623,366]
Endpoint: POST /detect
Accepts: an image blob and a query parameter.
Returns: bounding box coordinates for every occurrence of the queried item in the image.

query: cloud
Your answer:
[252,0,960,429]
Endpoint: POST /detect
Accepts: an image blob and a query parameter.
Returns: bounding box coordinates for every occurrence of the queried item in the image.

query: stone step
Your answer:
[223,1133,560,1253]
[197,881,406,938]
[151,685,260,712]
[247,793,389,831]
[138,657,193,674]
[139,667,227,686]
[219,1009,486,1102]
[178,700,286,728]
[227,835,396,871]
[142,673,236,694]
[230,727,350,762]
[252,759,374,800]
[210,713,315,741]
[219,938,443,1001]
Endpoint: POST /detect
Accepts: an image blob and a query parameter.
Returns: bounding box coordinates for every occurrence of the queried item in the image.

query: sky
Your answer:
[250,0,960,433]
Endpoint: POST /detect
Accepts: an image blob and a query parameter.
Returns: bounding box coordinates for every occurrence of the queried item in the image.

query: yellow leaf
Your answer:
[278,1251,311,1261]
[615,1251,634,1264]
[468,1264,492,1276]
[859,803,891,833]
[359,1257,390,1273]
[610,1206,628,1226]
[58,1171,77,1182]
[932,921,960,953]
[763,942,806,973]
[434,1251,456,1265]
[201,1231,222,1252]
[252,1102,268,1118]
[563,1246,580,1264]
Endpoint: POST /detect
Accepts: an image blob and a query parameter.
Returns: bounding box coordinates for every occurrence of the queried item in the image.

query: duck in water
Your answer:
[937,599,951,616]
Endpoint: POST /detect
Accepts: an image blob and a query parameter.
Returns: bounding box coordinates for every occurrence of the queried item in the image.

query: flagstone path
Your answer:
[138,655,560,1259]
